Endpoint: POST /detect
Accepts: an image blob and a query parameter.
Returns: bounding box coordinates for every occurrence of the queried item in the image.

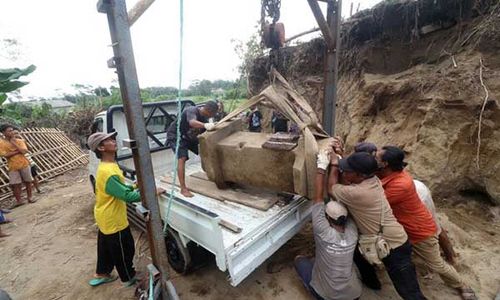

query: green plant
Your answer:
[0,65,36,105]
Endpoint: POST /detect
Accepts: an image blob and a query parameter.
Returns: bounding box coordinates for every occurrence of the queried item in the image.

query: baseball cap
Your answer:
[87,132,117,151]
[354,142,377,154]
[325,201,348,220]
[338,152,379,176]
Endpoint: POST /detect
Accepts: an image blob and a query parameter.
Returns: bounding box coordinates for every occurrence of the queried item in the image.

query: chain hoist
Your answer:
[260,0,284,50]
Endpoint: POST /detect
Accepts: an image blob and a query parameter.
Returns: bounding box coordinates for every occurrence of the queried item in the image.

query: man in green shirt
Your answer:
[87,132,164,287]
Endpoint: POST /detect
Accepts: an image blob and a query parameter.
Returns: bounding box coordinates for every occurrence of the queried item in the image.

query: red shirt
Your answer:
[380,170,437,244]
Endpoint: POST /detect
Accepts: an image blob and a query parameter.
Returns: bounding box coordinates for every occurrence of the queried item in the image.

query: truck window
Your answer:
[146,115,170,134]
[91,118,104,134]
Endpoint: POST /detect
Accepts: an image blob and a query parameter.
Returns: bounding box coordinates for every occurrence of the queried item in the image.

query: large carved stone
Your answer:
[199,118,332,198]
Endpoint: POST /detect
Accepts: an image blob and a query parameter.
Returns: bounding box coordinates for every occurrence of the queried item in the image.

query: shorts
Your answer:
[31,165,38,177]
[167,138,199,160]
[9,166,33,185]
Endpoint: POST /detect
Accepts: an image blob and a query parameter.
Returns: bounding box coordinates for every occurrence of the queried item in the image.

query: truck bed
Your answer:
[154,154,313,286]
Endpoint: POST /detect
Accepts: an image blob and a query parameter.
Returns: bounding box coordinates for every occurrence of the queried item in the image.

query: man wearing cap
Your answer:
[166,101,218,197]
[376,146,477,300]
[293,148,362,300]
[328,151,427,299]
[87,132,164,287]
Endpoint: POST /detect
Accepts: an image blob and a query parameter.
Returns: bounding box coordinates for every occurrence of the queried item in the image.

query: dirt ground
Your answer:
[0,167,499,300]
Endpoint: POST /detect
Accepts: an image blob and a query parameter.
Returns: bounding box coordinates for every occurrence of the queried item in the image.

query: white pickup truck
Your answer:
[88,100,313,286]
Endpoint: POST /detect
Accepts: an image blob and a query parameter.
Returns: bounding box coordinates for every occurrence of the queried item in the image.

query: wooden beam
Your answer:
[285,27,320,44]
[128,0,156,27]
[307,0,335,48]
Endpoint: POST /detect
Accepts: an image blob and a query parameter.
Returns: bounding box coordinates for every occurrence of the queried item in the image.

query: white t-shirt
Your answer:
[414,180,442,235]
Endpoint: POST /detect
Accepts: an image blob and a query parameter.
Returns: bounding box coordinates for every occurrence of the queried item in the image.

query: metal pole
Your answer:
[97,1,172,299]
[321,0,341,135]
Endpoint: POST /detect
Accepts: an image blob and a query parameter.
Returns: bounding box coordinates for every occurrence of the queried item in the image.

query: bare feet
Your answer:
[180,188,194,197]
[0,232,11,238]
[156,187,166,195]
[28,198,37,204]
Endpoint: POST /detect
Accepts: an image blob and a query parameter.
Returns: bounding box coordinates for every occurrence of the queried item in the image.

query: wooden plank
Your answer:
[161,173,279,211]
[219,219,242,233]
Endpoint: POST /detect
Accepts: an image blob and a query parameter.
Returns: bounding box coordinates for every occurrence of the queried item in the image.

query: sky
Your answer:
[0,0,381,99]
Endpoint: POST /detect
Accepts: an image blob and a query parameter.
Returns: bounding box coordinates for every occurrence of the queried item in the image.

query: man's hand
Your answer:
[332,136,344,155]
[156,187,166,195]
[204,122,216,131]
[317,148,332,171]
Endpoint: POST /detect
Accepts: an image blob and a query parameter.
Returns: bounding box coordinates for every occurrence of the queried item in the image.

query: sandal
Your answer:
[459,287,477,300]
[88,275,118,286]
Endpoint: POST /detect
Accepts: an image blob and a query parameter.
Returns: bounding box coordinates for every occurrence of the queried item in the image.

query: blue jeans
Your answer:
[294,256,325,300]
[382,240,427,300]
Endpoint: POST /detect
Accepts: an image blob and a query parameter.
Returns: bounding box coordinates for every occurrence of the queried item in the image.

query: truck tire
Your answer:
[165,227,192,274]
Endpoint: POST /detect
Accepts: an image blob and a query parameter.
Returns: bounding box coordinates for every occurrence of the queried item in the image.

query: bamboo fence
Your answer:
[0,128,88,207]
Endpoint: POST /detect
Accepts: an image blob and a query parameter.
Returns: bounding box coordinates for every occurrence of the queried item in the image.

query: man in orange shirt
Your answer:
[376,146,476,300]
[0,124,35,207]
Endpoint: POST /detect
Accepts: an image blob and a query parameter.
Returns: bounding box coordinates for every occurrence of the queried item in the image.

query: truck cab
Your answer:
[88,99,195,190]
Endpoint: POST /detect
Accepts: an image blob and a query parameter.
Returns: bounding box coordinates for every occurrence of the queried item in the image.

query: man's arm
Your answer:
[186,108,214,130]
[9,139,28,154]
[188,119,206,129]
[315,147,332,203]
[3,150,21,158]
[105,175,141,203]
[312,149,332,235]
[327,155,340,198]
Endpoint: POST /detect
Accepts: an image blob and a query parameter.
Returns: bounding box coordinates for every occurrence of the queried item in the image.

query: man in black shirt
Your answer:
[272,111,288,133]
[247,106,262,132]
[166,101,218,197]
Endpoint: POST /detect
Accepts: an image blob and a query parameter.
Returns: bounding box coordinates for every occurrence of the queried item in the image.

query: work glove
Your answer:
[317,148,331,171]
[204,122,216,131]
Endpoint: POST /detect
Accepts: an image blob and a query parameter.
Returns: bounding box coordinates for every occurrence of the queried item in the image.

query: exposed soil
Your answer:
[249,0,500,205]
[0,167,499,299]
[1,1,500,299]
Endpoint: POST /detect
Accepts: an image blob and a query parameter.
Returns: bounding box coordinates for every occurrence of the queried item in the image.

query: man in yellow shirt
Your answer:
[87,132,164,287]
[0,124,34,207]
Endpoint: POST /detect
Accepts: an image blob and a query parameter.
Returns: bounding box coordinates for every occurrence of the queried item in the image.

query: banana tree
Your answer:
[0,64,36,105]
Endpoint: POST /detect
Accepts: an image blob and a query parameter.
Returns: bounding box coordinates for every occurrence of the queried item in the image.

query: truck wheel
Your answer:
[165,227,192,274]
[89,176,96,194]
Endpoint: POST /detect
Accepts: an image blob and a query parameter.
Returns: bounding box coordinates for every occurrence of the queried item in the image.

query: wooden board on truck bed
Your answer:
[160,171,279,211]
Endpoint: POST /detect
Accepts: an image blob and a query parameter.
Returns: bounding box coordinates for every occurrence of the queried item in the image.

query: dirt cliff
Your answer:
[248,0,500,205]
